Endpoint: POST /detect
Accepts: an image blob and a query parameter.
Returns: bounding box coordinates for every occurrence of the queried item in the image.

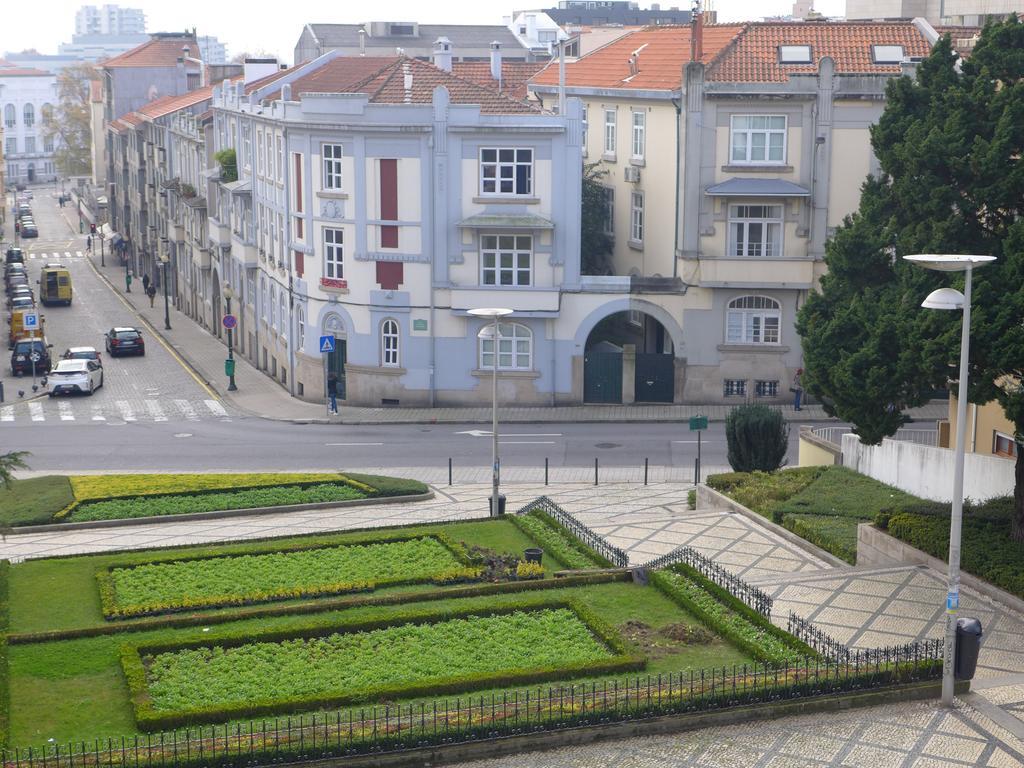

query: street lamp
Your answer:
[904,253,996,707]
[468,307,513,517]
[222,282,238,392]
[160,253,172,330]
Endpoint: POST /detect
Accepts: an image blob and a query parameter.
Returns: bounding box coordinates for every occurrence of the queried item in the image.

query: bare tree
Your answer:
[42,63,99,177]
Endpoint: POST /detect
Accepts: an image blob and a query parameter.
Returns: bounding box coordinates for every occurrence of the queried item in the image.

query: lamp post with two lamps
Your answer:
[467,307,513,517]
[222,282,238,392]
[904,253,995,706]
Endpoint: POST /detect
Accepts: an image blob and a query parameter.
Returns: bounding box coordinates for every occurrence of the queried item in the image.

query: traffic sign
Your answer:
[319,335,335,354]
[222,314,237,330]
[23,312,39,330]
[689,416,708,431]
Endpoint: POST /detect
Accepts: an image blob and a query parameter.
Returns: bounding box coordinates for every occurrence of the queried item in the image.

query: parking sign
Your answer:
[23,312,39,330]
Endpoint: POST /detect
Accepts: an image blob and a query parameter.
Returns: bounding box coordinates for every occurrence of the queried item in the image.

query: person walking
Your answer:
[792,368,804,411]
[326,373,339,415]
[142,274,151,293]
[146,283,157,308]
[85,235,92,252]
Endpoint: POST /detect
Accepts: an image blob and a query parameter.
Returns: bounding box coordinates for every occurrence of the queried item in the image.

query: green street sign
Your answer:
[413,319,428,331]
[689,416,708,431]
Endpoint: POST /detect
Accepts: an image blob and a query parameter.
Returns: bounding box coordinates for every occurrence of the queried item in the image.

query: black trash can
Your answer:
[955,617,983,680]
[488,494,506,516]
[524,547,543,565]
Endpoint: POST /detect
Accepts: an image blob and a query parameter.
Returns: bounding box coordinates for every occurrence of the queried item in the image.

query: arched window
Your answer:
[23,104,34,128]
[381,319,400,367]
[4,104,15,128]
[726,295,781,345]
[479,322,532,371]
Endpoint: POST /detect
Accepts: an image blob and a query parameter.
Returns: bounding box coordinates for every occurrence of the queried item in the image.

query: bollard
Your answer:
[644,457,649,485]
[544,457,548,486]
[594,457,599,486]
[694,457,699,485]
[448,458,452,486]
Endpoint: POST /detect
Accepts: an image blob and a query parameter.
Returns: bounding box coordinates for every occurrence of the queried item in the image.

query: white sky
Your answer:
[2,0,847,65]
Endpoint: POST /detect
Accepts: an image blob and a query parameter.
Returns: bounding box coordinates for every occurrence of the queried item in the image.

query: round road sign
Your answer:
[222,314,237,330]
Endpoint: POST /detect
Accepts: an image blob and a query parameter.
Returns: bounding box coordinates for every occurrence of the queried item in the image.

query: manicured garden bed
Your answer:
[708,466,922,563]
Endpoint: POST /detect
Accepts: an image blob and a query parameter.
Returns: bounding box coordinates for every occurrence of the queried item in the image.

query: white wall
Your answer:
[841,433,1015,503]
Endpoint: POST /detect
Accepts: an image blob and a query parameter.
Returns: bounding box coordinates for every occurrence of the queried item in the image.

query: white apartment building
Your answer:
[0,66,59,184]
[75,4,146,37]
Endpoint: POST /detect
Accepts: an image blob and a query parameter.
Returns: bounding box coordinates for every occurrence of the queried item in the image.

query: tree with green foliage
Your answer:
[41,63,99,177]
[725,404,789,473]
[797,17,1024,539]
[0,451,30,491]
[580,162,614,275]
[214,148,238,182]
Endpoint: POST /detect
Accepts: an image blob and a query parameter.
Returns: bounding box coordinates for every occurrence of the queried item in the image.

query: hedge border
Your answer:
[507,511,606,570]
[0,560,9,750]
[96,533,474,620]
[123,598,645,731]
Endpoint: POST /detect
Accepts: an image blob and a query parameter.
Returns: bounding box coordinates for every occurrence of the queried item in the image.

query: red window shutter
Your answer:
[376,261,403,290]
[380,158,398,248]
[294,251,304,278]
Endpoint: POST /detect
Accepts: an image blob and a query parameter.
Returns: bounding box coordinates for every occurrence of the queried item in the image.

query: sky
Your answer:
[1,0,847,65]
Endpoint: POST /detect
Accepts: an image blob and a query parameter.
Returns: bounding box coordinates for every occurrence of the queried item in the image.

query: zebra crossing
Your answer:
[0,398,231,425]
[23,251,88,261]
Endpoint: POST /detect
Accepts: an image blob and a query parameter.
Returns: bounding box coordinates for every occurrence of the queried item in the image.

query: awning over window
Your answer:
[705,178,810,197]
[457,213,554,230]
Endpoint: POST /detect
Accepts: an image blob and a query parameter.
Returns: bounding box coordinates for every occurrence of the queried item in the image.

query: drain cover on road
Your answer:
[173,433,192,438]
[595,443,621,449]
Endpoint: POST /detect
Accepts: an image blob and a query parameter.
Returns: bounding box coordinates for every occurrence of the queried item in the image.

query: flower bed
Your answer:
[508,511,603,570]
[98,536,470,619]
[123,600,641,729]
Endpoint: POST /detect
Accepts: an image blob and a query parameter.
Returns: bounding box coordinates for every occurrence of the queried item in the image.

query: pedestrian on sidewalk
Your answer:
[142,274,151,293]
[146,283,157,307]
[791,368,804,411]
[86,235,92,252]
[327,373,339,415]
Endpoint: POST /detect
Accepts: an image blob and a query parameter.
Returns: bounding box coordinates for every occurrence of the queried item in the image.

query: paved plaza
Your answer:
[3,480,1024,766]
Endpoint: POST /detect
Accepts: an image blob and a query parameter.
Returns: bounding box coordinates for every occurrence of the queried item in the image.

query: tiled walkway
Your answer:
[4,482,1024,765]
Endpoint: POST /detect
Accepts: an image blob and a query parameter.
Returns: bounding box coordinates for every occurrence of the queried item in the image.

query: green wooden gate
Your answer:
[635,353,674,403]
[584,352,623,403]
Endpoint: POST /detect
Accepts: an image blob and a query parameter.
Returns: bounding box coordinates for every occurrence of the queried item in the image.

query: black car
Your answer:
[5,247,23,265]
[21,224,39,238]
[105,327,145,357]
[10,338,51,376]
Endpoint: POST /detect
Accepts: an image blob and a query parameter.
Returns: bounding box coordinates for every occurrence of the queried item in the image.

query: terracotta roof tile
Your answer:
[136,84,219,119]
[451,61,548,101]
[103,35,201,69]
[706,21,933,82]
[530,24,745,91]
[0,67,53,78]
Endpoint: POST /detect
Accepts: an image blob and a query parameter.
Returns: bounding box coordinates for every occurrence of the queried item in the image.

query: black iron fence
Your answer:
[643,545,774,618]
[0,648,942,768]
[515,496,630,568]
[786,611,940,667]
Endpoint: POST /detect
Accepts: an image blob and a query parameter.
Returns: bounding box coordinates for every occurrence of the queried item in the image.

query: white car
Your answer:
[47,359,104,396]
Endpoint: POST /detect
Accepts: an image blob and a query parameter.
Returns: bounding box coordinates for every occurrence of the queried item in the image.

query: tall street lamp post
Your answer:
[468,307,513,517]
[160,254,172,330]
[223,282,238,392]
[904,253,995,706]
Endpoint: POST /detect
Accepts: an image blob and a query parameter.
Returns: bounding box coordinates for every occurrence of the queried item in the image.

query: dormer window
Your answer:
[778,45,812,64]
[871,45,905,64]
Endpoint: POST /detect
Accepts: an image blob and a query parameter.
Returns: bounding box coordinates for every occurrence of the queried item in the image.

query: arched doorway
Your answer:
[26,163,35,182]
[578,301,683,404]
[322,313,347,401]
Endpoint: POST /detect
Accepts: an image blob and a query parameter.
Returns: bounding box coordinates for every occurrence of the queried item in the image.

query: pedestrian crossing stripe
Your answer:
[58,401,74,421]
[0,399,230,423]
[0,406,13,422]
[26,251,86,260]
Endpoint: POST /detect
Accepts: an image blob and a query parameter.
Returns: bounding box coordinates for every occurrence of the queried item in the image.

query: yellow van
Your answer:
[7,308,44,348]
[39,264,72,306]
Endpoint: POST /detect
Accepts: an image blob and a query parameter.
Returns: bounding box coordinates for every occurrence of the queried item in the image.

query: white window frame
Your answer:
[297,305,305,348]
[602,186,614,235]
[994,431,1018,458]
[730,115,787,165]
[581,104,588,156]
[323,143,343,190]
[724,379,747,397]
[480,234,533,287]
[726,295,782,345]
[871,45,905,64]
[729,204,783,257]
[257,129,264,175]
[276,135,284,181]
[631,110,645,160]
[603,108,616,156]
[324,227,344,279]
[479,147,533,196]
[479,322,533,371]
[755,379,780,398]
[279,292,287,334]
[241,123,251,169]
[260,277,267,320]
[630,191,644,245]
[269,284,276,327]
[381,318,400,367]
[778,45,812,64]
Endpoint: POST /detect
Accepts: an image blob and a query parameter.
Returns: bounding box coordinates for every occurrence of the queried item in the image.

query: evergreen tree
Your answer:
[725,405,789,473]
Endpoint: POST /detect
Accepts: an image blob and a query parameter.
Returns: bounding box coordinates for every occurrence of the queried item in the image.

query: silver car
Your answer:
[47,359,104,396]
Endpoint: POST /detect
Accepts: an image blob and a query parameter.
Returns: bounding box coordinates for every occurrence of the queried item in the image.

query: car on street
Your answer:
[5,247,24,265]
[47,358,104,396]
[8,295,34,313]
[62,346,102,365]
[6,273,29,293]
[21,224,39,238]
[7,286,34,307]
[104,327,145,356]
[10,337,51,376]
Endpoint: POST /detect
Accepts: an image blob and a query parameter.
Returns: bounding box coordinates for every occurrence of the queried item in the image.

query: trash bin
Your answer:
[524,547,543,565]
[488,494,506,516]
[955,617,983,681]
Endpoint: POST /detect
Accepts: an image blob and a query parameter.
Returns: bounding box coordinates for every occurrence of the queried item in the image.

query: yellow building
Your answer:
[943,389,1019,460]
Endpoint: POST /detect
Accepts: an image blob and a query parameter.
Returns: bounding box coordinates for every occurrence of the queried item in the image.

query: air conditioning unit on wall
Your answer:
[624,166,641,184]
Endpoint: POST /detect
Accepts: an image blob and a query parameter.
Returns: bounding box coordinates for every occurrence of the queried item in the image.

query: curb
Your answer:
[11,490,435,534]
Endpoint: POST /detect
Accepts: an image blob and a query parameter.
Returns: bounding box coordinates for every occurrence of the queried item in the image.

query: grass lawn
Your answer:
[0,476,75,528]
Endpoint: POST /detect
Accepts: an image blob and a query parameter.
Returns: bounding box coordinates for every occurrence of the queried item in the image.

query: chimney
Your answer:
[244,57,280,85]
[359,28,366,56]
[490,41,502,86]
[432,36,453,72]
[402,60,413,103]
[526,13,538,42]
[690,0,704,62]
[282,83,292,101]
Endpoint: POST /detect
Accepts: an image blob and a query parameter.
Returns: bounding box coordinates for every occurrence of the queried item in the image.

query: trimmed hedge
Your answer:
[0,560,9,749]
[68,473,348,502]
[342,473,429,497]
[124,598,644,730]
[651,563,816,665]
[508,511,604,570]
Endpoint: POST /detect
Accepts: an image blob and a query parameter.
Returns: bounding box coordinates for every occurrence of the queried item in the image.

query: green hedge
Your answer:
[783,515,859,565]
[0,560,9,749]
[507,511,604,570]
[124,598,644,730]
[650,564,815,665]
[342,473,429,497]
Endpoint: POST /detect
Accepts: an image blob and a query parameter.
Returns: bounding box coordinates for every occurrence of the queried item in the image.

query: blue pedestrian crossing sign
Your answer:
[319,335,335,354]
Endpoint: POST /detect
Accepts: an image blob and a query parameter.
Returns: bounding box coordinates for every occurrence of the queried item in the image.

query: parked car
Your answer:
[104,327,145,356]
[10,337,51,376]
[4,247,24,265]
[21,224,39,238]
[7,286,34,307]
[8,295,34,313]
[47,358,103,396]
[62,346,102,365]
[6,273,29,294]
[5,263,27,287]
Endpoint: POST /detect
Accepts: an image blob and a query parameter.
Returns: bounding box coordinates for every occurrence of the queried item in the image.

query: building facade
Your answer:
[197,37,228,66]
[58,34,151,62]
[0,66,59,184]
[75,4,147,37]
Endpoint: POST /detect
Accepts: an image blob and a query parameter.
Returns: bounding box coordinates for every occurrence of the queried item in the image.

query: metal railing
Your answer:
[786,611,941,666]
[515,496,630,568]
[1,649,943,768]
[643,546,773,618]
[811,426,939,448]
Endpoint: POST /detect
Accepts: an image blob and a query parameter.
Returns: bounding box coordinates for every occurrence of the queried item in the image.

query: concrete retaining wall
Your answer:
[798,427,842,467]
[841,433,1014,502]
